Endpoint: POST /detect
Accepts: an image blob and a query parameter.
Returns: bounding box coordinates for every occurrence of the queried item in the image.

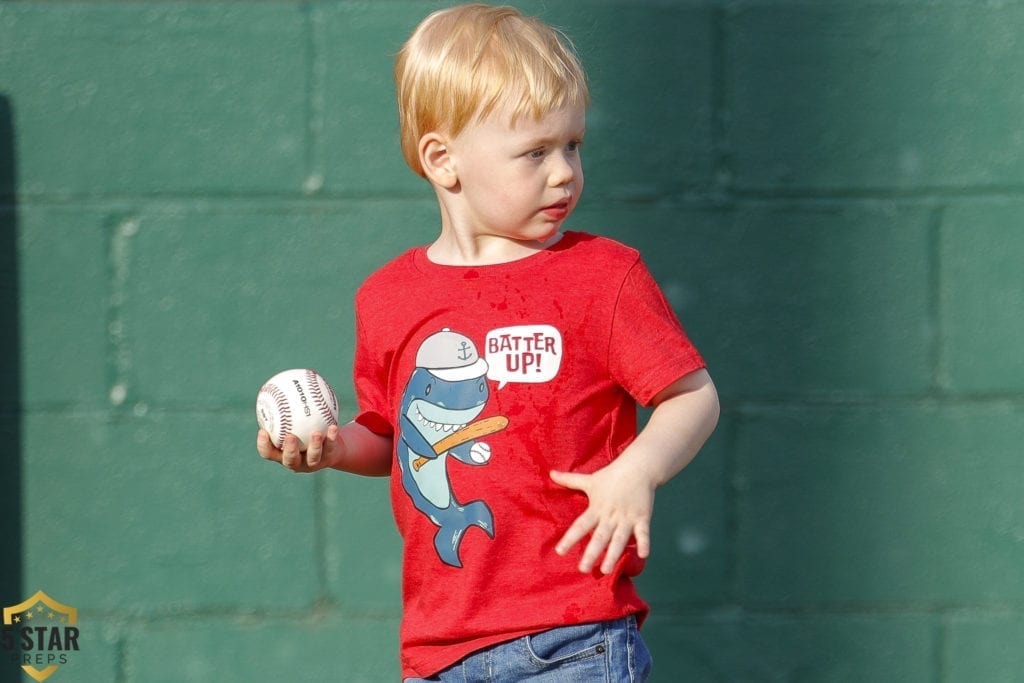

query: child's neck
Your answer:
[426,231,563,266]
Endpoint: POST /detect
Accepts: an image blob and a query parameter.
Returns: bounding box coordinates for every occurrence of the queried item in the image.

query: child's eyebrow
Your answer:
[518,129,587,147]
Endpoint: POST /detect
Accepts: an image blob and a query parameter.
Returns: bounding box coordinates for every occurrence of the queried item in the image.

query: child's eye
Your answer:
[528,148,545,159]
[566,139,583,152]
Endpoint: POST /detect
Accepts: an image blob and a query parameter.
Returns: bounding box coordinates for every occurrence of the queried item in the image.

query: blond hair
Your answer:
[395,3,589,177]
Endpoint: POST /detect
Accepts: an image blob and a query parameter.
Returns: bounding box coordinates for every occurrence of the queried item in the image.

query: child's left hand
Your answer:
[550,370,720,576]
[549,460,656,575]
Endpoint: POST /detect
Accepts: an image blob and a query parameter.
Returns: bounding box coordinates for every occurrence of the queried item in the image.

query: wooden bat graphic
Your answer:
[412,415,509,471]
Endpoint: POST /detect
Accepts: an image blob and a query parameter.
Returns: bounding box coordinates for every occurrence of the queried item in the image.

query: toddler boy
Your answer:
[258,4,719,680]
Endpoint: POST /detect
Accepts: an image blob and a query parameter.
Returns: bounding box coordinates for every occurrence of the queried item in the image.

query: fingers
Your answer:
[549,469,588,491]
[280,434,304,471]
[560,518,650,574]
[550,468,653,574]
[256,429,304,468]
[555,510,596,559]
[305,425,341,469]
[594,523,633,575]
[567,517,636,575]
[633,522,651,560]
[257,430,325,473]
[552,469,599,568]
[305,431,325,468]
[256,429,282,462]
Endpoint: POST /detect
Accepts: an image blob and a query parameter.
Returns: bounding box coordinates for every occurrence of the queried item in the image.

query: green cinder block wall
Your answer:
[2,1,1023,681]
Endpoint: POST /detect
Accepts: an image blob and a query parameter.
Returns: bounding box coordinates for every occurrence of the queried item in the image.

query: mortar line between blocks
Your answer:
[303,1,327,196]
[314,473,329,599]
[115,633,128,683]
[723,406,743,604]
[106,213,140,412]
[710,4,733,198]
[934,611,950,683]
[927,204,947,395]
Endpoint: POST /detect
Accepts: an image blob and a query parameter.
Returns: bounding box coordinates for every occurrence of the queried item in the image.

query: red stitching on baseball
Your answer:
[306,369,338,427]
[261,382,292,448]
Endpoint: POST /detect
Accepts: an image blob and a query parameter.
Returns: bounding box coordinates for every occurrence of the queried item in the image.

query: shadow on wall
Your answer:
[0,94,23,683]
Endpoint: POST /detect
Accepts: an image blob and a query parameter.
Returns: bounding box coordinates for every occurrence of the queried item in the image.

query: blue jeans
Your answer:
[403,615,652,682]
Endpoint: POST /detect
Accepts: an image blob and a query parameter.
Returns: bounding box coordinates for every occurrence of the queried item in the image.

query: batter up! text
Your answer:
[488,332,558,375]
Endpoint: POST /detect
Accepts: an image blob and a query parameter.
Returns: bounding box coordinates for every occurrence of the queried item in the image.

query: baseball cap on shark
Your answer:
[416,328,489,382]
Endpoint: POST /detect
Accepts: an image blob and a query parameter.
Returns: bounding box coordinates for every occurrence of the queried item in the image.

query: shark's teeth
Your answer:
[415,407,466,433]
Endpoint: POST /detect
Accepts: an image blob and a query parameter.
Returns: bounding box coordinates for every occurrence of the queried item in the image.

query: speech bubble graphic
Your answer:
[485,325,563,389]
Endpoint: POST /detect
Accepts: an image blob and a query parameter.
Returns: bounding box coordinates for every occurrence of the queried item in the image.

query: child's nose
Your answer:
[548,153,577,187]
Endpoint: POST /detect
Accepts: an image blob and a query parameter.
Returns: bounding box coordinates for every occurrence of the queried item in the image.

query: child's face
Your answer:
[445,103,585,243]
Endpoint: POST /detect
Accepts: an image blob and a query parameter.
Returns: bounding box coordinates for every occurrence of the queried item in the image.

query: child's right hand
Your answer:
[257,421,394,477]
[256,424,340,473]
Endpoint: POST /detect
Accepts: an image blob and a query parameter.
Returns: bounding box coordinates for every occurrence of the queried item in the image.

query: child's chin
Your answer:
[536,227,562,243]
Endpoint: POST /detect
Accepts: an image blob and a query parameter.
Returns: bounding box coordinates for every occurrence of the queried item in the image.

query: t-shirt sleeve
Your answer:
[351,293,395,437]
[607,258,706,406]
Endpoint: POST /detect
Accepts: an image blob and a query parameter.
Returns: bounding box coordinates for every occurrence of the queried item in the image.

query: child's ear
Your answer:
[419,133,458,189]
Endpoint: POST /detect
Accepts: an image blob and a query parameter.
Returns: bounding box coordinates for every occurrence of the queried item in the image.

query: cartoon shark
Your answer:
[397,328,501,568]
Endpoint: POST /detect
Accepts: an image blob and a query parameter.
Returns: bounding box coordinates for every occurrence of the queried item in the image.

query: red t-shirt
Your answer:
[352,231,705,678]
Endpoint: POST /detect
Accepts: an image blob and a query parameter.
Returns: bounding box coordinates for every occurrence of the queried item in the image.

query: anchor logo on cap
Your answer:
[416,328,489,382]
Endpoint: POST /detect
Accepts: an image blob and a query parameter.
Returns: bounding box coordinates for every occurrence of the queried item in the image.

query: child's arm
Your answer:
[257,421,393,477]
[550,368,719,574]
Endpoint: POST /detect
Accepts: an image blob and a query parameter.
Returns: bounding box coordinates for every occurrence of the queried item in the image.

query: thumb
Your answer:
[550,469,590,491]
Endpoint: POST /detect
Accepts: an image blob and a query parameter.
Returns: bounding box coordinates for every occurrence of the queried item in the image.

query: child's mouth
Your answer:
[541,201,569,220]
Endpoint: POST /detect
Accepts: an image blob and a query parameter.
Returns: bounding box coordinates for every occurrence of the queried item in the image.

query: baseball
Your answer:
[256,369,340,451]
